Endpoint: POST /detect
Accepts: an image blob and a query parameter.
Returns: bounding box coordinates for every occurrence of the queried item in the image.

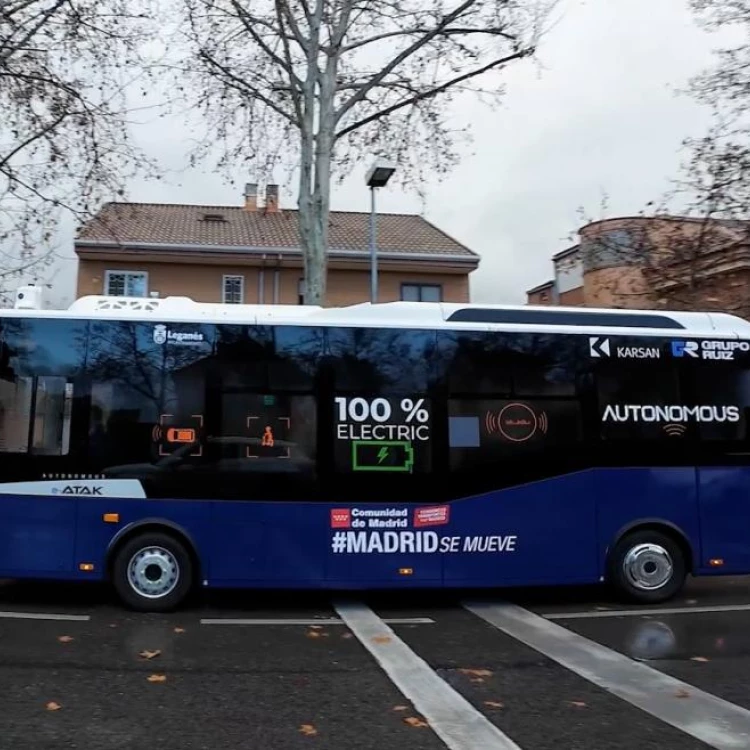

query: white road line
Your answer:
[0,611,89,621]
[465,600,750,750]
[334,601,520,750]
[200,617,434,626]
[544,604,750,620]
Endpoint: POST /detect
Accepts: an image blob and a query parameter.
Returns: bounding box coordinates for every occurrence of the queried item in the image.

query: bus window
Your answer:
[328,328,437,393]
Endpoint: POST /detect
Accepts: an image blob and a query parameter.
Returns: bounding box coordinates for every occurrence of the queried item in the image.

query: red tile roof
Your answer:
[75,202,478,261]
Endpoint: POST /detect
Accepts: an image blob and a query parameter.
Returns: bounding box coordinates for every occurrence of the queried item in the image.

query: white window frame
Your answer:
[104,270,149,297]
[222,274,245,304]
[400,283,443,302]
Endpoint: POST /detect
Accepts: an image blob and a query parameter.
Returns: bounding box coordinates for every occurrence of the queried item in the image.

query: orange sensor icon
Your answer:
[166,428,196,444]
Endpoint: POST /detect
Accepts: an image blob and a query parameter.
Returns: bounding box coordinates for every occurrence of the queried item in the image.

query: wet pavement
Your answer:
[0,577,748,748]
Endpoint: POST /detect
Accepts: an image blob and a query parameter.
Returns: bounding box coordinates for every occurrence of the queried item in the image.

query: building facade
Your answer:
[526,216,750,318]
[75,185,479,305]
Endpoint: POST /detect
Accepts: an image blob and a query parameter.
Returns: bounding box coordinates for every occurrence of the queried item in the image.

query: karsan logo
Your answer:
[603,404,741,424]
[671,340,750,361]
[589,337,660,360]
[153,324,205,346]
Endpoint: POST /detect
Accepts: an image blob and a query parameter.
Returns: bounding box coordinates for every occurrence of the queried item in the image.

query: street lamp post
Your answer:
[365,158,396,303]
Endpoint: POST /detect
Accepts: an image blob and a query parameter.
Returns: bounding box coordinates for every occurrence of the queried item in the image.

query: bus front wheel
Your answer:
[608,530,686,604]
[112,532,194,612]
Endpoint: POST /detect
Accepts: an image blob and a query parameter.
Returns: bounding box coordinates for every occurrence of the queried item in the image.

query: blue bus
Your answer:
[1,289,749,610]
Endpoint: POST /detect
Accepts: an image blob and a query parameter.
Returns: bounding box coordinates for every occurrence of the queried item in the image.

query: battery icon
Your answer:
[352,441,414,472]
[166,428,196,443]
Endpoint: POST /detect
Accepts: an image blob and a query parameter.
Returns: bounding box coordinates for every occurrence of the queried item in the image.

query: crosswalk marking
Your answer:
[543,603,750,620]
[465,600,750,750]
[334,601,521,750]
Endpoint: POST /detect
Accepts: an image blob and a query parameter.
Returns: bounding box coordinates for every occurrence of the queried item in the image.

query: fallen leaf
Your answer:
[392,705,409,712]
[146,674,167,683]
[675,688,690,699]
[458,668,493,678]
[690,656,710,663]
[309,625,323,630]
[45,701,62,712]
[470,678,486,684]
[173,627,185,634]
[372,635,392,644]
[484,700,504,709]
[57,636,73,644]
[306,631,322,639]
[404,717,429,728]
[139,650,161,660]
[299,724,318,736]
[341,633,353,640]
[568,701,587,708]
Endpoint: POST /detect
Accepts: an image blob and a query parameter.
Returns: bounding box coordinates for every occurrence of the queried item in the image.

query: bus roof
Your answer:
[7,291,750,338]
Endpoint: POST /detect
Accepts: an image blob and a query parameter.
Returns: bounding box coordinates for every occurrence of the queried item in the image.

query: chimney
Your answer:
[265,183,279,213]
[244,183,258,212]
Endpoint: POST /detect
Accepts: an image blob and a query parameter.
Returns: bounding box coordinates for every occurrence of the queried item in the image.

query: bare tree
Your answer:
[0,0,157,302]
[177,0,549,304]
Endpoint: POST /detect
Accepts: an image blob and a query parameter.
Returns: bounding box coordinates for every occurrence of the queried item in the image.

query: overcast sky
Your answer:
[48,0,734,307]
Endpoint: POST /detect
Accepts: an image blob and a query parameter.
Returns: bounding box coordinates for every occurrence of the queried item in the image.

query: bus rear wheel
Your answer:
[112,532,194,612]
[608,530,686,604]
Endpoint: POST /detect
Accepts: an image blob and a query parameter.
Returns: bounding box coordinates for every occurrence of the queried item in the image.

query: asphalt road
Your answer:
[0,577,749,749]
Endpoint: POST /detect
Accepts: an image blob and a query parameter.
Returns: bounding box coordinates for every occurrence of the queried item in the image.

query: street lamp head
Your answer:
[366,158,397,188]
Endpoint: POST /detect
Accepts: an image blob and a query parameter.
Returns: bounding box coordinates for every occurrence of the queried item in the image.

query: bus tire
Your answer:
[112,532,193,612]
[608,529,686,604]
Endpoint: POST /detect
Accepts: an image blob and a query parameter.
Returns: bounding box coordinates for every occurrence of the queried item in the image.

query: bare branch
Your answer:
[336,47,532,139]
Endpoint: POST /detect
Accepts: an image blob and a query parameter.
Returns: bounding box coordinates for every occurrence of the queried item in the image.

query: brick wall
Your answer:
[76,259,470,305]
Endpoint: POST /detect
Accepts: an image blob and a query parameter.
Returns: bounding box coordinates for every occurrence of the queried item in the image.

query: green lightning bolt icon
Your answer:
[377,446,389,464]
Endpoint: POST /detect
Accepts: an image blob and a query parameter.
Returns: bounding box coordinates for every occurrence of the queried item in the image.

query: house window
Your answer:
[105,271,148,297]
[401,283,442,303]
[223,275,244,304]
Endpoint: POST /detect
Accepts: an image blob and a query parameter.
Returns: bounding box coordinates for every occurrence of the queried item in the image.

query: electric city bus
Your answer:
[0,287,749,611]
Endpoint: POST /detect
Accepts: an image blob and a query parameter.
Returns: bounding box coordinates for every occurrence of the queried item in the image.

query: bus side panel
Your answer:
[443,471,599,587]
[0,494,76,574]
[208,501,327,587]
[207,502,325,584]
[595,467,700,574]
[74,499,214,580]
[698,467,750,574]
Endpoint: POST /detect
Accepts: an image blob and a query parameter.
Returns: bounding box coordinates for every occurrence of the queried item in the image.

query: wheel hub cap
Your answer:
[623,543,673,591]
[127,546,179,599]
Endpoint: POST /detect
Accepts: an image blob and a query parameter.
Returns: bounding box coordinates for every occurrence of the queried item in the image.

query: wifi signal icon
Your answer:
[152,425,163,442]
[663,423,687,437]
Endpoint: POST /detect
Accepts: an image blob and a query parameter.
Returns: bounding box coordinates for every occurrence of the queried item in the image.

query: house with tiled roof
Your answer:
[75,184,479,306]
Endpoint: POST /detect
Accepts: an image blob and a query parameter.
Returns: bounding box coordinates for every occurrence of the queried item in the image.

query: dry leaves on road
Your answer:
[299,724,318,736]
[173,627,186,634]
[341,633,353,640]
[568,701,587,708]
[392,705,408,712]
[139,650,161,660]
[371,635,392,645]
[45,702,62,712]
[57,636,74,644]
[306,630,329,639]
[483,700,504,709]
[147,674,167,683]
[675,688,690,699]
[404,717,429,728]
[690,656,710,663]
[458,668,493,678]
